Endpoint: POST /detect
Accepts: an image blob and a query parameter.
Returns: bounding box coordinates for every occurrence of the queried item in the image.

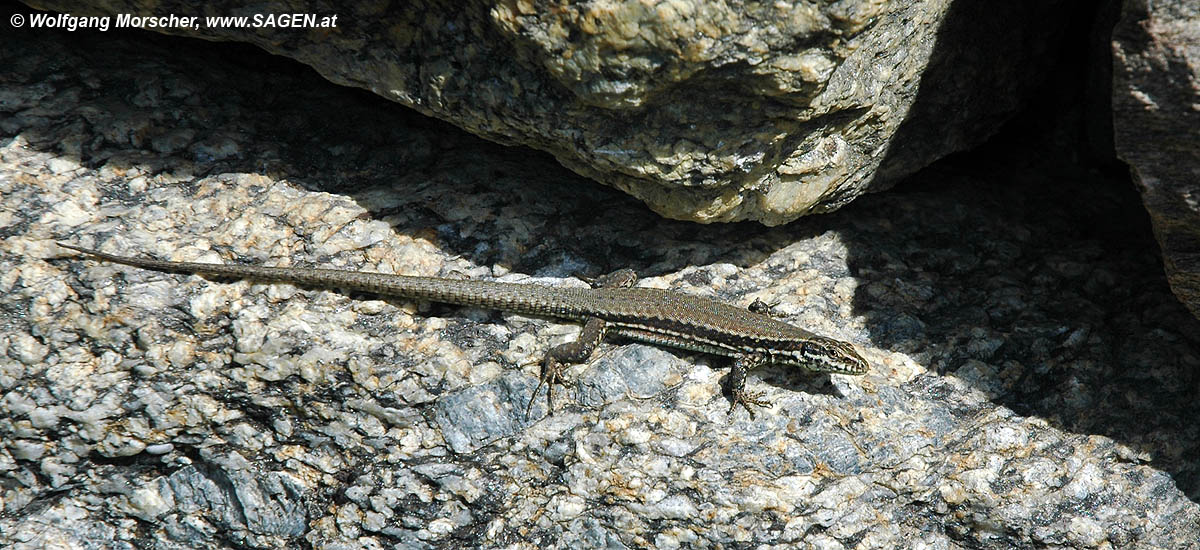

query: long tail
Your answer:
[57,243,591,318]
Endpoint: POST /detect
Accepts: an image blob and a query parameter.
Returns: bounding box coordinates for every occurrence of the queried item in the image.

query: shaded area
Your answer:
[863,0,1200,500]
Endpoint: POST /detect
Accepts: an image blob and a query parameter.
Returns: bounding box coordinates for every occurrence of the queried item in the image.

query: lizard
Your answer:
[58,242,869,416]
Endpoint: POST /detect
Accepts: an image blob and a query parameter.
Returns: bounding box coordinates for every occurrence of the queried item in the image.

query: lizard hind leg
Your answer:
[585,268,638,289]
[525,317,608,418]
[748,298,781,316]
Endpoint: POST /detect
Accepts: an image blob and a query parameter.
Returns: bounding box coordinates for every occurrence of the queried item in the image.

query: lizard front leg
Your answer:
[526,317,608,417]
[727,352,771,417]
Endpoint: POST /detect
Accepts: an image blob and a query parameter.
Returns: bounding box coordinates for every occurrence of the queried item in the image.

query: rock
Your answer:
[3,7,1199,549]
[1112,0,1200,319]
[21,0,1072,224]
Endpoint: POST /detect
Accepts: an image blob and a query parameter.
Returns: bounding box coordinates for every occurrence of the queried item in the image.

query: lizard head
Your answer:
[775,336,869,375]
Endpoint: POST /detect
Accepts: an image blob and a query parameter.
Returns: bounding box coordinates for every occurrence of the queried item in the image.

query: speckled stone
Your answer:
[1112,0,1200,320]
[20,0,1074,226]
[2,8,1199,550]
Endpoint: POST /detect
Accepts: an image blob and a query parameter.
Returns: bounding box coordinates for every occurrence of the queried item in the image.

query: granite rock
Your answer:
[21,0,1072,225]
[1112,0,1200,320]
[2,10,1199,550]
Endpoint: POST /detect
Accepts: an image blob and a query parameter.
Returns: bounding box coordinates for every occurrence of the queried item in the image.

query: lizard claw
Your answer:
[728,388,771,419]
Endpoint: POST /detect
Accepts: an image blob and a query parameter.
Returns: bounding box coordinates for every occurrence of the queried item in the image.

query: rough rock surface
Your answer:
[1112,0,1200,320]
[20,0,1070,225]
[4,10,1200,550]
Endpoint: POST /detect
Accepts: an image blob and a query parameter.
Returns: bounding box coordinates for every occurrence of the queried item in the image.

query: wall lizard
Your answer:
[58,242,869,416]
